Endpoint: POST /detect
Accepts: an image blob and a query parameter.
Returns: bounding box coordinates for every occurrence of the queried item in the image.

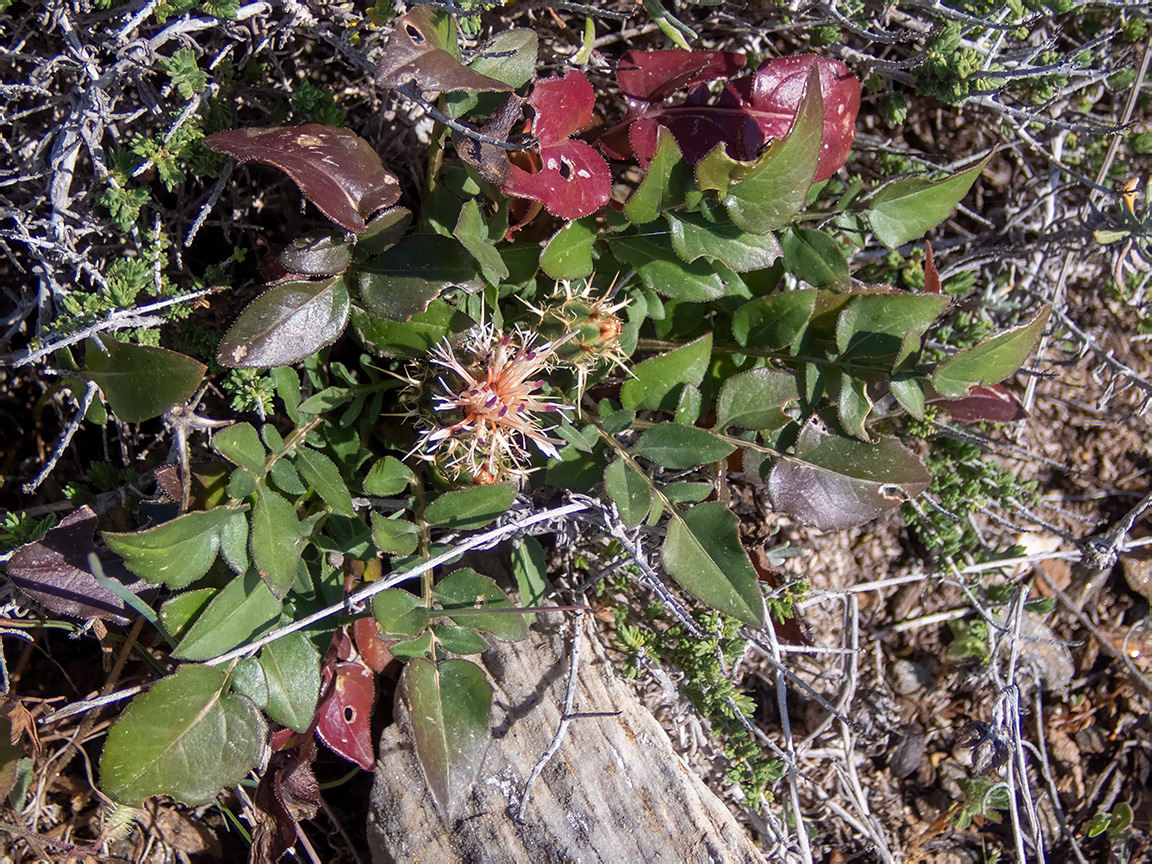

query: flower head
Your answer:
[412,325,574,482]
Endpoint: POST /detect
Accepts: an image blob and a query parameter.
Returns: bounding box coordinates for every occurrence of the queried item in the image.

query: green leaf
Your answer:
[358,234,482,321]
[269,458,306,496]
[364,456,415,496]
[780,228,849,290]
[434,568,526,641]
[630,423,735,470]
[104,508,239,588]
[663,482,714,504]
[251,485,302,598]
[431,624,488,654]
[211,423,266,475]
[674,382,701,425]
[866,155,991,249]
[731,289,816,351]
[100,664,265,807]
[540,217,597,280]
[714,368,797,431]
[443,28,538,116]
[666,212,781,273]
[766,421,930,531]
[83,335,206,424]
[159,588,215,642]
[453,198,508,285]
[295,446,355,516]
[623,126,686,224]
[607,234,726,301]
[835,292,950,366]
[402,657,492,820]
[837,373,874,440]
[890,375,926,420]
[723,63,823,233]
[371,512,421,556]
[390,631,434,661]
[374,588,431,639]
[351,300,473,360]
[216,277,350,368]
[932,305,1051,399]
[661,502,764,626]
[511,536,546,623]
[171,570,282,661]
[423,483,516,531]
[232,633,321,733]
[621,333,712,411]
[604,458,652,527]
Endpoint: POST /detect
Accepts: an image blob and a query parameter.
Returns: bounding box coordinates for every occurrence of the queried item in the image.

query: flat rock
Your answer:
[368,612,766,864]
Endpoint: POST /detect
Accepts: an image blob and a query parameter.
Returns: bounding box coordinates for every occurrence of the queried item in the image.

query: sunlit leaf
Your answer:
[667,212,781,272]
[376,6,512,94]
[434,568,526,641]
[316,660,376,770]
[630,423,734,470]
[171,570,282,661]
[295,446,355,516]
[423,483,516,531]
[217,278,350,369]
[714,368,797,431]
[104,508,240,589]
[621,333,712,410]
[251,485,302,598]
[932,305,1051,399]
[866,156,991,249]
[233,633,321,734]
[604,458,652,527]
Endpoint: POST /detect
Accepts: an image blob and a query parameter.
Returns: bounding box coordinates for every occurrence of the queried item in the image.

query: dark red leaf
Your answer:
[603,52,860,182]
[750,546,812,647]
[7,507,154,625]
[252,736,319,864]
[376,7,513,94]
[498,71,610,220]
[353,617,401,677]
[204,125,401,233]
[930,384,1028,423]
[315,660,376,771]
[616,50,746,103]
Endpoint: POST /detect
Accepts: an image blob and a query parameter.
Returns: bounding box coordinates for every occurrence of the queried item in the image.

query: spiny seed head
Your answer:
[410,325,574,483]
[531,279,630,394]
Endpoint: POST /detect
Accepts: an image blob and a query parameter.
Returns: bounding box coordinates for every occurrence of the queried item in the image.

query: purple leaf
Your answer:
[603,52,860,182]
[376,6,513,94]
[315,660,376,771]
[930,384,1028,424]
[7,507,154,625]
[204,125,401,233]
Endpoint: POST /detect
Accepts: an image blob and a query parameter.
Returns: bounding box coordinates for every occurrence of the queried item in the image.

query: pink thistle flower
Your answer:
[414,325,575,482]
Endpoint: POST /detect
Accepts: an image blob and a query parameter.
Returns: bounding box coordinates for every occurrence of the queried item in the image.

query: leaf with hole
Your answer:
[766,421,930,531]
[376,6,513,94]
[316,660,376,771]
[100,664,266,806]
[662,502,764,626]
[402,657,492,820]
[217,278,350,369]
[83,335,206,424]
[204,125,400,233]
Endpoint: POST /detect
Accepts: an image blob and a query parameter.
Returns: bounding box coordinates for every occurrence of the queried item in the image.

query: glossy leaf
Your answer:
[714,368,797,431]
[866,156,990,249]
[211,422,266,475]
[766,421,931,531]
[930,384,1027,423]
[358,235,481,321]
[835,292,950,366]
[630,423,735,470]
[605,52,859,182]
[540,217,597,280]
[502,71,611,220]
[84,335,206,424]
[780,228,849,290]
[104,508,239,588]
[217,278,350,369]
[435,568,527,641]
[233,633,321,734]
[423,483,516,531]
[8,506,151,625]
[932,305,1051,399]
[604,458,652,527]
[376,6,512,94]
[251,485,303,599]
[608,233,727,301]
[662,502,764,626]
[354,617,401,676]
[731,290,816,351]
[280,230,352,277]
[204,125,400,233]
[403,657,492,820]
[837,373,874,440]
[666,212,781,273]
[171,570,282,661]
[621,333,712,410]
[722,63,823,233]
[100,664,265,806]
[316,660,376,771]
[295,446,355,516]
[374,588,431,639]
